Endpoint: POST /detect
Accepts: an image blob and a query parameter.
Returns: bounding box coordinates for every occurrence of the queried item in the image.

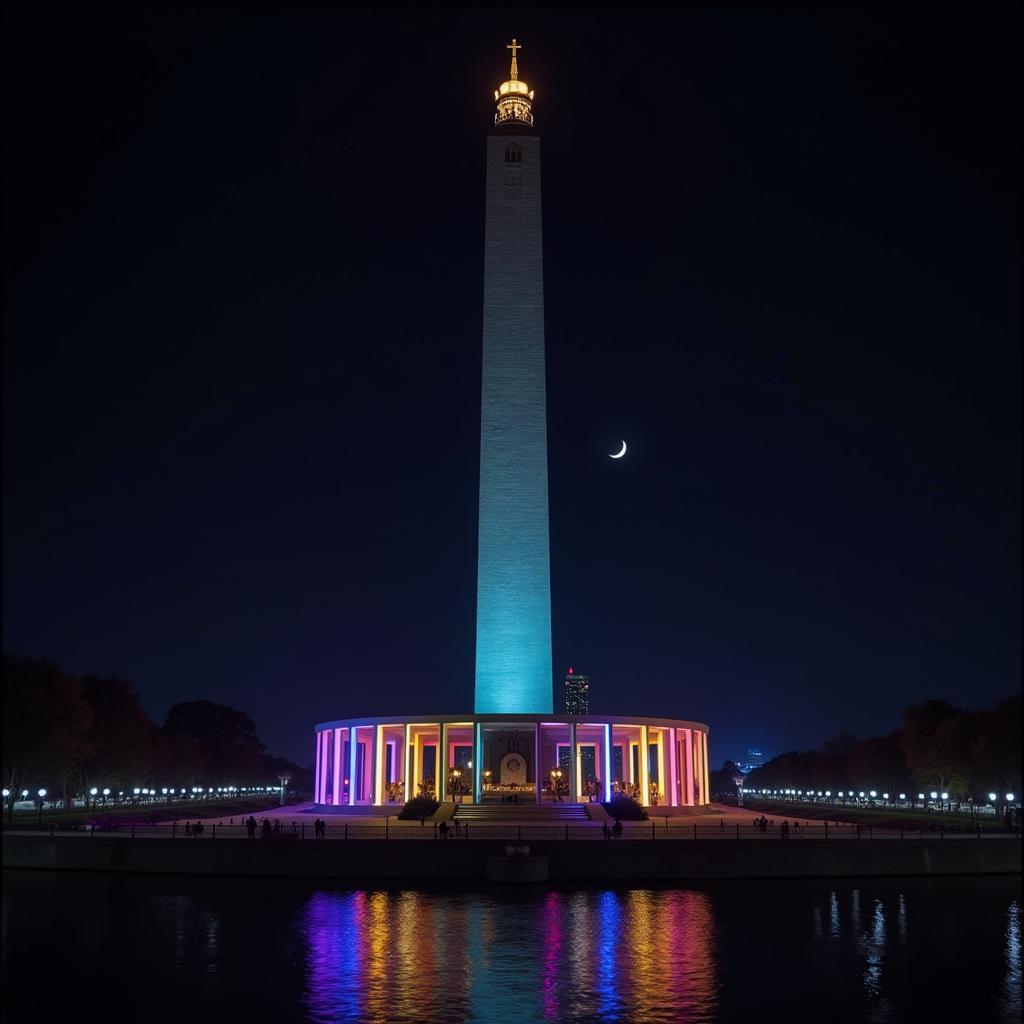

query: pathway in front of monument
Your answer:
[173,803,828,829]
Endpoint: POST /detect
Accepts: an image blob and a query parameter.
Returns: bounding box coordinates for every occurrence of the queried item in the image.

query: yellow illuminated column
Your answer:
[640,724,650,806]
[404,724,412,803]
[656,731,666,807]
[438,723,448,802]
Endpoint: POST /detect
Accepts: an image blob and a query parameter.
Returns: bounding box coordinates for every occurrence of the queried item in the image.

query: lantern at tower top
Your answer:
[494,38,535,127]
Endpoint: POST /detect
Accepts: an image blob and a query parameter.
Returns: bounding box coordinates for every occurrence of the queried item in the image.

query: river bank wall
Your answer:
[3,833,1019,882]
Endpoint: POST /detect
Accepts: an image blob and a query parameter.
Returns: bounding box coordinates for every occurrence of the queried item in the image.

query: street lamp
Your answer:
[37,788,47,828]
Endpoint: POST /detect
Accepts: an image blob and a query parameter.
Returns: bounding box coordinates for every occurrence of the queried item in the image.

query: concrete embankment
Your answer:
[3,834,1019,882]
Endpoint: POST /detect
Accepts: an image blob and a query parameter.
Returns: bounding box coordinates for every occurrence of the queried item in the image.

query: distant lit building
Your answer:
[739,748,765,774]
[564,667,590,714]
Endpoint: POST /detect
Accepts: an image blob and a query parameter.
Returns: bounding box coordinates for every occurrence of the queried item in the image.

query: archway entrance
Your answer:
[499,751,527,785]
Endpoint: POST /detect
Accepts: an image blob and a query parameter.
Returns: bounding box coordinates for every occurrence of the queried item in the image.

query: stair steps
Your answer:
[452,801,591,823]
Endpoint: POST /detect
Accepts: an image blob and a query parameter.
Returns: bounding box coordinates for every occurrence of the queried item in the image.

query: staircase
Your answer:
[452,801,590,823]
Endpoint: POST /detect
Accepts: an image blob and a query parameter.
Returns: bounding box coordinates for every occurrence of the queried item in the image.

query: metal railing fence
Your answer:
[6,820,1011,841]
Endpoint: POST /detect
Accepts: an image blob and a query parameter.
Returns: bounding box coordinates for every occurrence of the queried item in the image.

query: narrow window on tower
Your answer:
[504,144,522,163]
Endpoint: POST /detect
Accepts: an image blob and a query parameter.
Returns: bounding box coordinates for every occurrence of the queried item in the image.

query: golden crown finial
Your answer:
[507,38,521,81]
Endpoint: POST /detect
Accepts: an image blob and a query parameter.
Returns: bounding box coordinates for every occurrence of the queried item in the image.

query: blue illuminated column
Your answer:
[474,60,552,716]
[603,724,612,803]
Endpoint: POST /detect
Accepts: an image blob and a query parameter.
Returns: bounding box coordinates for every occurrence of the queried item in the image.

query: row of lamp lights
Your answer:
[2,784,285,825]
[740,788,1015,807]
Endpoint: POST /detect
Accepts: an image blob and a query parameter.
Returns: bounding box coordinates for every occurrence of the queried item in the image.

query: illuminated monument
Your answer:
[313,42,710,810]
[476,38,552,716]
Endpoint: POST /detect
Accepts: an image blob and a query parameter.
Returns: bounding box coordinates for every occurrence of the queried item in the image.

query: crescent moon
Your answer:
[609,440,627,459]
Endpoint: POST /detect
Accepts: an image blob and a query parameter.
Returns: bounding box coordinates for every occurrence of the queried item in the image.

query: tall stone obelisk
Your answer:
[475,40,552,714]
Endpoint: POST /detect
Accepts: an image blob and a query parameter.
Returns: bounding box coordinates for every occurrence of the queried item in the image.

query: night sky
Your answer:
[4,5,1020,769]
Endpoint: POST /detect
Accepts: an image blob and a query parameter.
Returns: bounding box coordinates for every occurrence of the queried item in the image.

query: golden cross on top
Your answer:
[507,37,522,79]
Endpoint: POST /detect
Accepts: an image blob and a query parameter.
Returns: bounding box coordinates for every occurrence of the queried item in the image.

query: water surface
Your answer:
[2,871,1019,1023]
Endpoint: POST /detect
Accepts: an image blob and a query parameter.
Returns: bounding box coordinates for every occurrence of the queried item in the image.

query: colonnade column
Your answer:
[473,723,483,803]
[603,724,613,802]
[374,726,384,805]
[348,727,357,806]
[569,721,578,802]
[668,728,679,807]
[404,724,412,803]
[639,724,650,806]
[534,724,542,804]
[438,723,448,802]
[683,729,694,806]
[314,733,323,804]
[333,728,343,807]
[702,732,710,805]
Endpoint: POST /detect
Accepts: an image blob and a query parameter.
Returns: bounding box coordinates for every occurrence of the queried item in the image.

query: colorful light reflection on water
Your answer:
[301,888,718,1023]
[2,874,1020,1023]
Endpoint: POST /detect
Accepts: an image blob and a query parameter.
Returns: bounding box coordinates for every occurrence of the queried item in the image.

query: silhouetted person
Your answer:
[602,822,611,839]
[246,816,257,838]
[262,818,272,839]
[612,819,623,838]
[439,821,449,840]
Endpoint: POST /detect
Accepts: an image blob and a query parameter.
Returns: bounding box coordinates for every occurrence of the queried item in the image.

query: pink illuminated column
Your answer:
[321,732,330,805]
[669,727,678,807]
[331,728,342,806]
[683,729,694,806]
[701,732,710,805]
[314,732,322,804]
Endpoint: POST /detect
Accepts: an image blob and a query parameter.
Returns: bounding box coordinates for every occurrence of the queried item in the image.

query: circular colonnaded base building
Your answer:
[313,715,710,810]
